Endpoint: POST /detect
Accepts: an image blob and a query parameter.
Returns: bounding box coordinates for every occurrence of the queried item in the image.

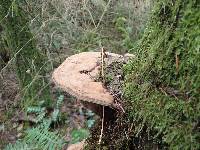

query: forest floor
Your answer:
[0,67,93,149]
[0,54,127,149]
[0,68,19,148]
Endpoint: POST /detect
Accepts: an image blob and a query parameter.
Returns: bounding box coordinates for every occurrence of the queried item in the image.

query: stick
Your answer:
[101,47,104,78]
[98,106,104,145]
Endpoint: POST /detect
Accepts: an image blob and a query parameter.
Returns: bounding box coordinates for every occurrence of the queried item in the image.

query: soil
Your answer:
[0,67,19,149]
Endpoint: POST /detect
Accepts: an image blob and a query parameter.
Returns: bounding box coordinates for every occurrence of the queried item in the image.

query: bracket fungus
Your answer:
[53,52,134,148]
[52,52,123,115]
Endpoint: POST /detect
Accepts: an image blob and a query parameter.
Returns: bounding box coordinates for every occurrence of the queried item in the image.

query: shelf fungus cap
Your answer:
[52,52,121,106]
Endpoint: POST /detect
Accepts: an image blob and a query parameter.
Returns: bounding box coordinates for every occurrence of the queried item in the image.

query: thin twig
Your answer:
[98,106,104,145]
[101,47,104,78]
[175,53,179,74]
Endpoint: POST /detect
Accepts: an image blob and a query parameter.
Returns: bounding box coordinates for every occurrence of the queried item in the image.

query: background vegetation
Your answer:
[0,0,151,149]
[1,0,199,149]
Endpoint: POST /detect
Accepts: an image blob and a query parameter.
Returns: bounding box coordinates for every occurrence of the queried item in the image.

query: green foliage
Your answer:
[0,0,52,107]
[26,94,64,124]
[4,126,65,150]
[5,140,37,150]
[27,101,46,123]
[71,128,90,144]
[74,30,101,53]
[115,17,134,50]
[56,95,64,109]
[24,0,151,56]
[87,119,95,128]
[85,110,95,128]
[52,94,64,122]
[4,94,66,150]
[27,106,46,114]
[25,127,65,150]
[125,0,200,149]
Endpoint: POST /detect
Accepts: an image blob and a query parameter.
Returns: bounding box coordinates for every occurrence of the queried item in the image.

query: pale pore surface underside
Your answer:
[52,52,122,106]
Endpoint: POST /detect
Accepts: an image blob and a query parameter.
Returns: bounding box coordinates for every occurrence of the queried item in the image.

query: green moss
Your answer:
[124,0,200,149]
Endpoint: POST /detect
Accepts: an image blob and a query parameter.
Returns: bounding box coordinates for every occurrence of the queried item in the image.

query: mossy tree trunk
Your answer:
[124,0,200,149]
[0,0,51,107]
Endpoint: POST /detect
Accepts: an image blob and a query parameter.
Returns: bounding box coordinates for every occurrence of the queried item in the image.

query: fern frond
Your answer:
[25,127,65,150]
[39,118,52,129]
[56,95,64,109]
[34,111,46,123]
[52,108,60,122]
[27,106,45,114]
[50,95,64,122]
[4,140,38,150]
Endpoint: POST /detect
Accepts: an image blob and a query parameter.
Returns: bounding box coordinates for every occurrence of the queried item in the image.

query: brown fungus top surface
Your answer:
[67,140,85,150]
[52,52,122,106]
